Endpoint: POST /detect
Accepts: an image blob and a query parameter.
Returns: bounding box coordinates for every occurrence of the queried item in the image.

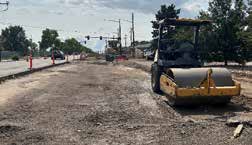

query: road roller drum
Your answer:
[159,68,241,106]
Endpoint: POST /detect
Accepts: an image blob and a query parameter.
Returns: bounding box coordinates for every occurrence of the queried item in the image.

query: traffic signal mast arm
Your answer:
[85,36,121,40]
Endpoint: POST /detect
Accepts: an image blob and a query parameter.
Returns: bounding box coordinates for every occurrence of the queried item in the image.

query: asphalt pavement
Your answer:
[0,57,68,78]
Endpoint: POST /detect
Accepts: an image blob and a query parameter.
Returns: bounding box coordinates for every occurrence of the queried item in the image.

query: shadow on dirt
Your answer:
[87,60,110,66]
[0,124,24,137]
[152,84,251,122]
[163,99,251,121]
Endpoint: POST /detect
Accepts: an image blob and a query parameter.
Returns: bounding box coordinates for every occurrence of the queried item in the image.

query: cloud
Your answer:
[60,0,96,6]
[15,7,31,15]
[58,0,66,4]
[64,0,182,13]
[68,0,84,5]
[61,0,208,17]
[14,0,209,17]
[181,0,209,13]
[48,10,64,15]
[183,3,201,12]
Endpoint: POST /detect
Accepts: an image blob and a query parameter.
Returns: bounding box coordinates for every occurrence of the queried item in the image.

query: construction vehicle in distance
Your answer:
[151,18,241,106]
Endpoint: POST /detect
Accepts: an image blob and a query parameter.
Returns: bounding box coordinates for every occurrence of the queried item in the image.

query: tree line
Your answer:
[152,0,252,65]
[0,26,93,56]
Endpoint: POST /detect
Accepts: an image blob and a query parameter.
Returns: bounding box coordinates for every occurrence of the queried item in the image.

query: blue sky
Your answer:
[0,0,209,51]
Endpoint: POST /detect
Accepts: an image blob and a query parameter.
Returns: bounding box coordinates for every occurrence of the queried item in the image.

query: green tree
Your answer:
[236,0,252,64]
[39,29,59,51]
[198,11,220,62]
[1,26,28,55]
[151,4,180,49]
[207,0,246,65]
[61,38,93,54]
[54,38,63,48]
[26,38,38,50]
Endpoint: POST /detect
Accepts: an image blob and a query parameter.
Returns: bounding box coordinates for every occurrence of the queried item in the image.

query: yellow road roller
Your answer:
[151,18,241,106]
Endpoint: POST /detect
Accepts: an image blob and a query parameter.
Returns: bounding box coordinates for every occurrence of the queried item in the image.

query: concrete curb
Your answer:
[0,62,70,84]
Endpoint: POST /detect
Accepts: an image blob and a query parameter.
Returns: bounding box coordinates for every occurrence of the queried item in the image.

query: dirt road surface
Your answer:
[0,61,252,145]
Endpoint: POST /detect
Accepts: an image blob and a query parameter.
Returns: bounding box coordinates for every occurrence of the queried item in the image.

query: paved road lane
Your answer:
[0,58,66,77]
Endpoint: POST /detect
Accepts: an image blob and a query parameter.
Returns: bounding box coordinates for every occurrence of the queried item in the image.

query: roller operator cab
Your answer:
[151,18,241,106]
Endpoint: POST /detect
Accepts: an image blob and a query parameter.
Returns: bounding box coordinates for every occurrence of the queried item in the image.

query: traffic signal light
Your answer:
[86,36,90,40]
[84,41,87,44]
[100,36,103,40]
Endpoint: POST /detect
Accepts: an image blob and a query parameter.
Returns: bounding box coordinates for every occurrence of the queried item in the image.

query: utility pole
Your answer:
[132,13,135,58]
[130,28,133,46]
[119,19,122,55]
[0,1,9,62]
[124,34,127,47]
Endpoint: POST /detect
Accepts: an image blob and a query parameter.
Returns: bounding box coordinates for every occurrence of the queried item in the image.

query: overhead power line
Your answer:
[0,21,62,30]
[0,21,91,35]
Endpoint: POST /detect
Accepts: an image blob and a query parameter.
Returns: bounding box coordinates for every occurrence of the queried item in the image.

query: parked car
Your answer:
[105,54,128,62]
[115,55,128,61]
[52,50,65,60]
[144,49,155,60]
[105,54,116,62]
